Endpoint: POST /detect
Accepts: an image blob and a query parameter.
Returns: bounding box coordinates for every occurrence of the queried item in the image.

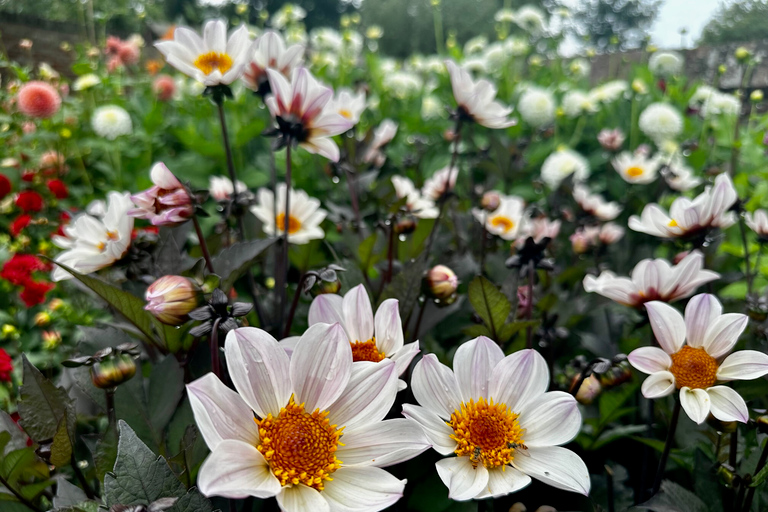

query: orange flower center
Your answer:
[255,398,343,490]
[193,52,233,76]
[626,166,644,177]
[669,346,718,389]
[339,108,353,119]
[449,397,525,469]
[350,338,385,362]
[490,216,515,233]
[668,219,679,227]
[275,213,302,235]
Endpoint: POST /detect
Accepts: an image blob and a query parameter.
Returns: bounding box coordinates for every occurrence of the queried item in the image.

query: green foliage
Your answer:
[568,0,660,51]
[700,0,768,45]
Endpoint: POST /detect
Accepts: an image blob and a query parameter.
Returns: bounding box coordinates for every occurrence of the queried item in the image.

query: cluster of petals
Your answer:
[572,184,622,221]
[422,166,458,201]
[187,323,430,511]
[516,216,561,248]
[445,60,515,129]
[405,338,590,500]
[243,30,304,93]
[472,194,526,241]
[629,173,737,239]
[129,163,194,227]
[391,176,439,219]
[570,223,624,252]
[209,175,248,202]
[628,294,768,424]
[612,151,662,184]
[363,119,398,166]
[583,250,719,308]
[250,183,326,244]
[16,81,61,118]
[0,254,53,307]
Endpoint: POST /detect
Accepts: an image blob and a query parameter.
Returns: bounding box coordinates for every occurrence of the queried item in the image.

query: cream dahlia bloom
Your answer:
[701,92,741,117]
[638,103,683,143]
[612,151,662,184]
[52,192,133,281]
[629,173,737,239]
[472,194,526,241]
[73,73,100,91]
[445,61,515,129]
[405,339,590,500]
[588,81,627,104]
[155,19,252,86]
[250,183,326,244]
[392,176,439,219]
[540,148,590,188]
[628,294,768,424]
[188,324,430,510]
[243,30,304,93]
[573,184,622,221]
[91,105,132,140]
[583,250,719,308]
[649,51,683,77]
[561,90,598,118]
[308,285,420,389]
[517,87,555,127]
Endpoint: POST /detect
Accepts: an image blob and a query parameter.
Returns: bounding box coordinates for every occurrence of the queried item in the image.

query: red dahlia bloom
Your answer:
[1,254,47,286]
[20,280,55,307]
[0,174,11,199]
[0,349,12,382]
[47,179,68,199]
[10,214,32,236]
[15,190,44,212]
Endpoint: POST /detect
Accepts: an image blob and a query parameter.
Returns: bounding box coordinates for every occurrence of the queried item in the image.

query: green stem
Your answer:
[431,2,445,55]
[742,437,768,511]
[652,397,681,495]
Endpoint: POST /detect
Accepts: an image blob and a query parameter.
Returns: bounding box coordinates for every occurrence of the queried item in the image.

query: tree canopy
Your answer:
[700,0,768,45]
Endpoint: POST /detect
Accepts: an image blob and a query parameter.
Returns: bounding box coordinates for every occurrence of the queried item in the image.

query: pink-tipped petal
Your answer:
[640,371,676,399]
[707,386,749,423]
[519,391,581,447]
[308,293,345,327]
[335,418,430,467]
[401,404,457,455]
[717,350,768,380]
[628,346,672,375]
[322,466,405,511]
[474,466,532,499]
[275,483,329,512]
[512,445,590,495]
[702,313,749,359]
[342,284,375,343]
[374,298,405,355]
[645,301,686,354]
[327,360,398,431]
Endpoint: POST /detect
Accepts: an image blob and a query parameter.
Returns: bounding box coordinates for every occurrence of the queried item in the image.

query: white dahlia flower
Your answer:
[91,105,132,140]
[540,148,590,188]
[250,183,327,244]
[649,51,684,77]
[638,103,683,143]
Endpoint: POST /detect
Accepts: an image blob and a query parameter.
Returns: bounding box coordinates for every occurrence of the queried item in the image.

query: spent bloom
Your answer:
[155,19,252,86]
[445,61,515,129]
[583,251,719,308]
[472,194,526,241]
[639,103,683,143]
[16,81,61,118]
[307,284,420,389]
[597,128,625,152]
[129,163,194,227]
[243,30,304,95]
[517,87,555,127]
[540,148,590,189]
[629,173,737,239]
[92,105,132,140]
[405,339,590,500]
[187,323,429,509]
[628,294,768,424]
[612,151,663,184]
[251,183,326,244]
[573,184,622,221]
[422,166,458,201]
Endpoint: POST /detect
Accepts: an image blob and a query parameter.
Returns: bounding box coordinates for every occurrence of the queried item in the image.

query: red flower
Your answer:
[19,280,54,307]
[0,349,12,382]
[0,174,10,199]
[10,214,31,236]
[47,179,68,199]
[15,190,44,212]
[21,170,36,182]
[1,254,46,286]
[55,210,72,237]
[16,81,62,119]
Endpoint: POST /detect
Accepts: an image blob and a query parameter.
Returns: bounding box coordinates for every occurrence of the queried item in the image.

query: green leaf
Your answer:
[751,441,768,487]
[147,356,185,436]
[633,480,709,512]
[53,478,89,508]
[50,415,73,468]
[2,447,36,484]
[467,276,511,341]
[497,320,539,343]
[212,239,278,291]
[17,356,75,445]
[462,324,492,338]
[357,232,378,271]
[591,425,647,450]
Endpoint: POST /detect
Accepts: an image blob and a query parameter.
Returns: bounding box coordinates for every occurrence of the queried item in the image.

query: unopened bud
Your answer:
[91,354,137,389]
[145,275,201,326]
[735,46,751,62]
[48,298,65,311]
[718,64,727,75]
[574,374,602,405]
[481,191,501,211]
[34,311,51,327]
[42,330,62,350]
[756,415,768,433]
[426,265,458,300]
[312,279,342,297]
[395,216,417,235]
[717,464,736,487]
[751,90,763,102]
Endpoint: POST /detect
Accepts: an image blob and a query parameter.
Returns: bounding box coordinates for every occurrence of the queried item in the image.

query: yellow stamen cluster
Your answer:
[490,216,515,233]
[275,213,302,234]
[668,219,679,227]
[350,338,385,363]
[256,398,343,490]
[626,166,644,177]
[193,52,233,75]
[669,345,718,389]
[449,397,525,469]
[339,109,353,119]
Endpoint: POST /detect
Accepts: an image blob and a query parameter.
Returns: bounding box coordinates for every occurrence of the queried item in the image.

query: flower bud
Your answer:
[735,46,751,62]
[145,275,201,326]
[42,330,62,350]
[756,415,768,434]
[481,191,501,211]
[718,64,727,75]
[426,265,458,300]
[574,374,602,405]
[90,354,137,389]
[34,311,51,327]
[48,298,65,311]
[751,90,764,102]
[395,216,417,235]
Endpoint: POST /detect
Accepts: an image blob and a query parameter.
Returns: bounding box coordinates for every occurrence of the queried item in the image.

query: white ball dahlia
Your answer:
[638,103,683,143]
[517,87,556,127]
[91,105,132,140]
[540,148,590,188]
[649,51,684,77]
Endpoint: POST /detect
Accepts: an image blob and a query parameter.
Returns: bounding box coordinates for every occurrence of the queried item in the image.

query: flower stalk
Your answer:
[192,215,216,275]
[215,96,246,239]
[652,396,681,495]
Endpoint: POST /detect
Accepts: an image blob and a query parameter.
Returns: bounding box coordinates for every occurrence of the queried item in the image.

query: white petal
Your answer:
[411,354,462,419]
[707,386,749,423]
[717,350,768,380]
[401,404,457,455]
[276,484,329,512]
[374,299,404,355]
[321,466,405,512]
[519,391,581,447]
[628,346,672,375]
[680,387,711,424]
[489,349,549,412]
[225,327,292,418]
[391,341,420,377]
[279,336,300,358]
[475,467,532,499]
[684,293,722,348]
[327,360,397,431]
[702,313,749,359]
[197,440,281,499]
[512,445,590,495]
[640,371,676,399]
[291,322,352,412]
[645,301,686,354]
[336,419,430,467]
[454,336,505,403]
[342,284,375,343]
[435,457,489,501]
[186,373,259,450]
[308,294,345,327]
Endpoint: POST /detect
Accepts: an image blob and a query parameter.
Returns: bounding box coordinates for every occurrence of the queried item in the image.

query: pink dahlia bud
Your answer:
[574,374,602,405]
[152,75,176,102]
[426,265,458,300]
[145,275,201,326]
[91,353,137,389]
[481,190,501,211]
[597,128,625,152]
[16,81,62,118]
[129,162,194,226]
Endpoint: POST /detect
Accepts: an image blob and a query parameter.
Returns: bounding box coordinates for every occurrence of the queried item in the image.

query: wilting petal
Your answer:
[702,313,749,359]
[290,322,352,412]
[411,354,462,419]
[512,445,590,495]
[707,386,749,423]
[276,484,329,512]
[640,371,676,399]
[454,336,505,403]
[489,349,549,412]
[327,360,397,431]
[186,373,259,450]
[519,391,581,447]
[680,387,711,424]
[322,466,405,512]
[374,299,405,355]
[474,466,532,499]
[401,404,457,455]
[197,440,280,499]
[628,346,672,375]
[645,301,686,354]
[336,419,430,467]
[435,457,489,501]
[717,350,768,380]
